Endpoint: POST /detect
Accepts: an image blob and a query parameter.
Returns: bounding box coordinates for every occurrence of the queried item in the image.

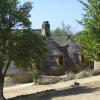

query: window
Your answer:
[59,56,64,65]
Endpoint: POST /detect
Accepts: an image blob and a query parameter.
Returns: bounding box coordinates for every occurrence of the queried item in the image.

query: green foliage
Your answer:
[0,0,47,73]
[13,30,47,67]
[75,31,100,60]
[29,68,40,78]
[75,0,100,60]
[0,0,32,67]
[0,0,32,98]
[0,0,32,29]
[78,0,100,39]
[0,0,47,98]
[0,1,47,98]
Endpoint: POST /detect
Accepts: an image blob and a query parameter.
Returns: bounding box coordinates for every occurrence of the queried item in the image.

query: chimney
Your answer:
[42,21,50,37]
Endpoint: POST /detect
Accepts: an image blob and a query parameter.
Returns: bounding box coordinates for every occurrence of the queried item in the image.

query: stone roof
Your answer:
[67,39,81,54]
[45,37,63,56]
[51,35,81,54]
[51,49,63,56]
[51,35,69,46]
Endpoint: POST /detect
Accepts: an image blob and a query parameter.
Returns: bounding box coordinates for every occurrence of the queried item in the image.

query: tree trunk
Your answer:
[0,67,6,100]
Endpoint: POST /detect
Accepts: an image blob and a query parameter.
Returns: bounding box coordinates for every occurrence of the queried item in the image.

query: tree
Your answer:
[75,31,99,60]
[79,0,100,38]
[75,0,100,60]
[0,0,47,99]
[0,0,32,99]
[14,30,47,68]
[51,24,73,36]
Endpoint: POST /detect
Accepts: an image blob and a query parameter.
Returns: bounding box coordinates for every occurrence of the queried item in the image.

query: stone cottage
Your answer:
[32,21,85,75]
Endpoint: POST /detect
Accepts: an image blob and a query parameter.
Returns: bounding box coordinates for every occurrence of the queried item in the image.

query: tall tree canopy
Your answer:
[75,0,100,60]
[0,0,47,99]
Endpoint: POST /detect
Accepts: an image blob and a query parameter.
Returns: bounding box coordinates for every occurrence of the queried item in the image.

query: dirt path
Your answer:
[4,75,100,100]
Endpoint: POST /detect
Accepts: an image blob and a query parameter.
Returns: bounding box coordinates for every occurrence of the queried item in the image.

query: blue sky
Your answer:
[20,0,86,33]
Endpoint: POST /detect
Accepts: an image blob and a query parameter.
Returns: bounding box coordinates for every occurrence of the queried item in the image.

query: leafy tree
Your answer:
[0,0,47,99]
[78,0,100,38]
[75,0,100,60]
[14,30,47,68]
[75,31,99,60]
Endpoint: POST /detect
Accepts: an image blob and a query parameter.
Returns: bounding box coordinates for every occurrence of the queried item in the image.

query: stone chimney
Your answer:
[42,21,50,37]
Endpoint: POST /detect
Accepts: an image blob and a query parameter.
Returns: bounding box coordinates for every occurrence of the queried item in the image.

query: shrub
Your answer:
[29,68,40,78]
[28,68,41,84]
[59,72,75,82]
[75,70,92,79]
[92,68,100,76]
[37,75,58,85]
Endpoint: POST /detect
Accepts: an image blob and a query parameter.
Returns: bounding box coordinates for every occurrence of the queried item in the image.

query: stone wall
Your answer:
[94,61,100,70]
[4,73,33,87]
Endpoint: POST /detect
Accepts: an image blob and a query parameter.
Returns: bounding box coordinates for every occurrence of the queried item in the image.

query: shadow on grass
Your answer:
[8,86,100,100]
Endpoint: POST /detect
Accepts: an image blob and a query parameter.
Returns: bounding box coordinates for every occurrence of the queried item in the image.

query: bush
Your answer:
[92,68,100,76]
[59,72,75,82]
[29,68,40,78]
[37,75,59,85]
[75,70,92,79]
[28,68,41,83]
